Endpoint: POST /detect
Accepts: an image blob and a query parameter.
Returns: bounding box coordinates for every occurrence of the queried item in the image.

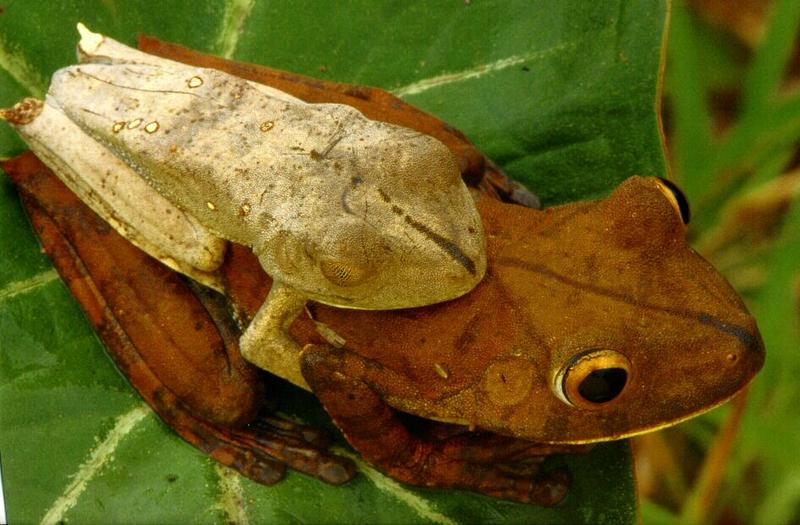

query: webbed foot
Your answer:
[219,412,356,485]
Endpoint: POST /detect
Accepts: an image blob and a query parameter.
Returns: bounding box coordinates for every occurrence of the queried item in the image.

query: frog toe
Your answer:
[528,468,570,507]
[317,456,358,485]
[473,465,570,506]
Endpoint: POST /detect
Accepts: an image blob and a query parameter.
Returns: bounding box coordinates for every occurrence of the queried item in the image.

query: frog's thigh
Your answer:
[239,281,309,390]
[14,101,226,290]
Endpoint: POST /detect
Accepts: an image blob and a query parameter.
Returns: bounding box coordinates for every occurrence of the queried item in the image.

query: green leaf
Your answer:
[0,1,668,523]
[664,1,715,202]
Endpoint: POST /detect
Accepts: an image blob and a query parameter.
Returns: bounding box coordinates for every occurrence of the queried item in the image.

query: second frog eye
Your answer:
[319,259,371,287]
[316,224,386,288]
[655,178,691,225]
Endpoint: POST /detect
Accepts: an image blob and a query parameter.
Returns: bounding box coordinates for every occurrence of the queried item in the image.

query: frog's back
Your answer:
[48,64,346,238]
[49,61,486,309]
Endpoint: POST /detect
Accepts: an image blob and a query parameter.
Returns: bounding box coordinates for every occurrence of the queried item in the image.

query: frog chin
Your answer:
[539,387,753,445]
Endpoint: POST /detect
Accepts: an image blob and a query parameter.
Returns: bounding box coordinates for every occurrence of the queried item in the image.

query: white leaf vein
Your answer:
[0,269,59,303]
[214,463,250,525]
[391,44,571,98]
[333,447,458,525]
[215,0,257,59]
[40,404,150,525]
[0,34,47,98]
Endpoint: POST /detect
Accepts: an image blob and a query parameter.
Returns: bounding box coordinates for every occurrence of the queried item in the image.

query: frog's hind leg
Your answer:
[239,281,310,389]
[3,98,226,290]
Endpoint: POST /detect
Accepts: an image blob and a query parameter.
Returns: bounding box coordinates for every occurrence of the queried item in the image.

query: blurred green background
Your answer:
[640,1,800,523]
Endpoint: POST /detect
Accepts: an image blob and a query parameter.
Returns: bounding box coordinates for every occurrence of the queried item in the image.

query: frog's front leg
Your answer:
[300,344,570,506]
[239,281,310,389]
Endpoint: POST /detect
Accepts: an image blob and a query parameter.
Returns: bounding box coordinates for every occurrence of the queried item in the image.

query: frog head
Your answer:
[434,176,764,442]
[276,129,487,310]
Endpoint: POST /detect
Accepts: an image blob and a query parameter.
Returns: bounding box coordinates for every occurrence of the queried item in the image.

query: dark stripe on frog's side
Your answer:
[696,314,757,347]
[378,189,403,215]
[404,215,477,276]
[377,188,392,203]
[499,256,756,348]
[376,187,477,276]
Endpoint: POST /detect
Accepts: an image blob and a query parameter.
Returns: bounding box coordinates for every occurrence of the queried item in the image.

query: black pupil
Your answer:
[578,368,627,403]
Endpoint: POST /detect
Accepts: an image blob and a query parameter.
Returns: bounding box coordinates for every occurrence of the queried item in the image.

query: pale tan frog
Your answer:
[2,24,485,388]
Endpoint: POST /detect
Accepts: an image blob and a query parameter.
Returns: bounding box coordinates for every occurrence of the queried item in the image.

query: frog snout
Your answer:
[715,313,764,374]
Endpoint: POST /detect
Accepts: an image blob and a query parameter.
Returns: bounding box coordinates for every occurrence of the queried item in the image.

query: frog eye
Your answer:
[555,349,631,409]
[317,224,385,287]
[319,259,370,287]
[655,178,691,225]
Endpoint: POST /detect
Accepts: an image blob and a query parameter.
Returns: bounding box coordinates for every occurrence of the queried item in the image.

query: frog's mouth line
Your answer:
[498,256,757,348]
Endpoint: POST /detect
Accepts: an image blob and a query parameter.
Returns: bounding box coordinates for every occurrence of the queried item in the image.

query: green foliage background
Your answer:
[643,1,800,524]
[0,1,671,523]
